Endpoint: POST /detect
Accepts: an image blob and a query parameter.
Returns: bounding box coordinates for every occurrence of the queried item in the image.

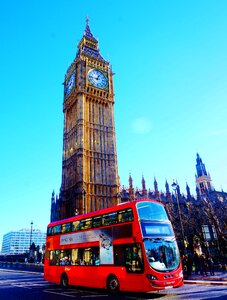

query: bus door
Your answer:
[114,243,144,291]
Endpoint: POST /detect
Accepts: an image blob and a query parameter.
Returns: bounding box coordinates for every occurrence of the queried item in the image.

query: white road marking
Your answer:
[44,290,76,297]
[81,295,108,298]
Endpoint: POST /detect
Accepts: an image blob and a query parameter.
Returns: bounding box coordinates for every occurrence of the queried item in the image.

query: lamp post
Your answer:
[29,221,33,261]
[30,221,33,248]
[172,182,185,251]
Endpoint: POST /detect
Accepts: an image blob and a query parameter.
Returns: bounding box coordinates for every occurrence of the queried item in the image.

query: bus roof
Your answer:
[47,199,164,227]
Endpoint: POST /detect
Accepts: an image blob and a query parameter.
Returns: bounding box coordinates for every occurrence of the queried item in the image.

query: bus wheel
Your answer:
[106,274,120,295]
[60,273,69,289]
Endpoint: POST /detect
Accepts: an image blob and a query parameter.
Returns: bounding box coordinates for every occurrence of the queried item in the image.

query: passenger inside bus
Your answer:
[114,243,144,273]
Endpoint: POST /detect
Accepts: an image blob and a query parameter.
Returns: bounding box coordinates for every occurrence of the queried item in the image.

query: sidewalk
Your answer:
[184,271,227,286]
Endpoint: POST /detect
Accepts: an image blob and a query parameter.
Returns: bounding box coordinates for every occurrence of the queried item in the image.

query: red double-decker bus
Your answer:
[44,200,183,293]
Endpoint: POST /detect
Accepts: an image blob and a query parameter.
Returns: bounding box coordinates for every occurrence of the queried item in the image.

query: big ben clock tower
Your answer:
[51,20,120,221]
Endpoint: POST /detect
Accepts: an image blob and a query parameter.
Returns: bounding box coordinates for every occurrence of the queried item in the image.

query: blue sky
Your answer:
[1,0,227,250]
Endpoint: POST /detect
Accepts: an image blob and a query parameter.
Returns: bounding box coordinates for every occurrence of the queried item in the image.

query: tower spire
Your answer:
[141,175,147,198]
[128,173,134,201]
[83,17,98,43]
[186,182,191,199]
[76,19,106,62]
[196,153,207,177]
[195,153,213,195]
[129,173,133,189]
[154,177,160,201]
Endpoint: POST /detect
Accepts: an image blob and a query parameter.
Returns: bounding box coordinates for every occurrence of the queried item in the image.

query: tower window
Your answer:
[200,183,204,189]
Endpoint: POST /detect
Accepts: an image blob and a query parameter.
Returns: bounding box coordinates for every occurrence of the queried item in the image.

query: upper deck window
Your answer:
[92,216,102,228]
[52,225,62,235]
[79,218,92,230]
[136,202,168,221]
[47,227,52,236]
[62,223,71,233]
[72,220,80,232]
[102,212,118,226]
[118,208,133,223]
[47,207,134,235]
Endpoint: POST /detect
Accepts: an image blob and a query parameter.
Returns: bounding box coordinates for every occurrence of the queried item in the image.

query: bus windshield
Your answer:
[136,201,168,221]
[144,238,180,272]
[136,201,180,272]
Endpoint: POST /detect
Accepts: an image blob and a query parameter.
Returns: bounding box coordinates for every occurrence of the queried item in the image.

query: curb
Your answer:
[184,279,227,286]
[0,268,43,276]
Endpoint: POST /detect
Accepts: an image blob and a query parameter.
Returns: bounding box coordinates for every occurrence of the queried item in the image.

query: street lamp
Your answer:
[172,182,185,251]
[30,221,33,248]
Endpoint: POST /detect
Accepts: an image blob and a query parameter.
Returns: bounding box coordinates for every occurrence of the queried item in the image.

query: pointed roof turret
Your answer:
[128,173,134,201]
[165,179,172,203]
[51,190,55,204]
[165,179,170,194]
[84,17,98,43]
[141,175,147,198]
[186,182,191,198]
[154,177,158,192]
[76,18,107,62]
[196,153,208,177]
[142,175,146,191]
[129,173,133,189]
[154,177,160,201]
[195,153,213,195]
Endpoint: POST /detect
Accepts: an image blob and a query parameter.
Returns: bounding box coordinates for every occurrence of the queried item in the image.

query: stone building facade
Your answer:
[51,21,119,221]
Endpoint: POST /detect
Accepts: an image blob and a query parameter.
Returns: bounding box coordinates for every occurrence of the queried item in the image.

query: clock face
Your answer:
[88,69,108,89]
[66,72,75,95]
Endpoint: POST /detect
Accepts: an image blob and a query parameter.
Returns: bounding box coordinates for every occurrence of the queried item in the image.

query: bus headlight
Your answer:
[146,274,158,280]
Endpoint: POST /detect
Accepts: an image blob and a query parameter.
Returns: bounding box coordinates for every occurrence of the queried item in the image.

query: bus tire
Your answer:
[60,273,69,289]
[106,274,120,295]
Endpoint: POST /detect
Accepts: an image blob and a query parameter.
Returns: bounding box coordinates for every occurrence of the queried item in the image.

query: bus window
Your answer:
[52,225,61,235]
[82,247,100,265]
[50,249,72,266]
[114,244,144,273]
[71,248,79,265]
[92,216,102,228]
[118,209,133,223]
[49,250,57,265]
[125,244,143,273]
[49,250,62,265]
[102,212,117,226]
[61,223,71,233]
[72,220,80,231]
[47,227,52,236]
[59,249,72,265]
[137,201,168,221]
[80,218,92,230]
[71,247,99,266]
[83,248,92,265]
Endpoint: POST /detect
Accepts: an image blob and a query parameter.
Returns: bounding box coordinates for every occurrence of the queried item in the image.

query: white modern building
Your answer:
[1,229,46,255]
